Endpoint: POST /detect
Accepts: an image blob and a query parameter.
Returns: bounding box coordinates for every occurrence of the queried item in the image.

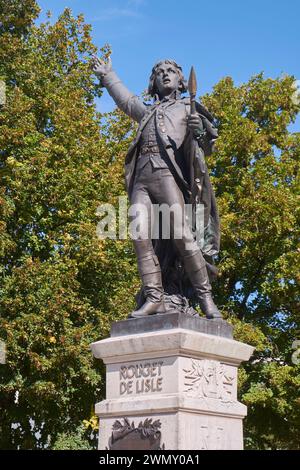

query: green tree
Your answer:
[203,74,300,449]
[0,0,299,450]
[0,0,137,449]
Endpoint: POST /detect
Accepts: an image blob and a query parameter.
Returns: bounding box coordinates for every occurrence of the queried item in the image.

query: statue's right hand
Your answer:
[91,55,112,78]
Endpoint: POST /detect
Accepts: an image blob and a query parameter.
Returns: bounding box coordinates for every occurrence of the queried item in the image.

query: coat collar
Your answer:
[153,89,182,104]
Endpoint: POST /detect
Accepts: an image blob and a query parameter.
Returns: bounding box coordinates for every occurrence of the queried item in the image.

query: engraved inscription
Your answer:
[199,425,225,450]
[119,361,164,395]
[184,359,235,402]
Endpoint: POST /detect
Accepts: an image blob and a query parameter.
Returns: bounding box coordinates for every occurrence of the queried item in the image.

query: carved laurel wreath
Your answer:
[112,417,162,439]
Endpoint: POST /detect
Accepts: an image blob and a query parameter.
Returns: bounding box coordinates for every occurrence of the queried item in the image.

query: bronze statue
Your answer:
[92,56,221,320]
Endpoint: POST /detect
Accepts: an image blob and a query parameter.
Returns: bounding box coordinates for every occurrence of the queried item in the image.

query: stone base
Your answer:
[91,312,254,450]
[98,410,243,450]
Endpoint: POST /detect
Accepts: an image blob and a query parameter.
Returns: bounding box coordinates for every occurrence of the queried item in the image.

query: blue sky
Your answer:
[37,0,300,119]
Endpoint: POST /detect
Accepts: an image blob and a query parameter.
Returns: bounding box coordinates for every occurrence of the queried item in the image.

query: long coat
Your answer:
[102,71,220,259]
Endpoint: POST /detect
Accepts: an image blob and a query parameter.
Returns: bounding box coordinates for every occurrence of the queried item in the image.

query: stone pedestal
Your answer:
[91,312,254,450]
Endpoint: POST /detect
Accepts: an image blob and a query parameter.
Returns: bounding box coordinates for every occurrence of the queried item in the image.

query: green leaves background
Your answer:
[0,0,299,449]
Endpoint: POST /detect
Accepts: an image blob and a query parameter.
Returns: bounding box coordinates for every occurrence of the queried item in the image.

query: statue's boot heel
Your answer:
[131,299,166,318]
[183,252,222,320]
[198,294,222,319]
[130,261,165,318]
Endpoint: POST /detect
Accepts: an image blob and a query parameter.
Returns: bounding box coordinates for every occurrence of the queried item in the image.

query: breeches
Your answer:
[129,159,202,263]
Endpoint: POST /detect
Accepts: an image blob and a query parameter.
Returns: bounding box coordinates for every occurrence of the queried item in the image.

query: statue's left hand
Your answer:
[187,113,204,136]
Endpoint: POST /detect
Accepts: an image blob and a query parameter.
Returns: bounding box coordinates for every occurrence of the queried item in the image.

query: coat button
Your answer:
[161,128,166,133]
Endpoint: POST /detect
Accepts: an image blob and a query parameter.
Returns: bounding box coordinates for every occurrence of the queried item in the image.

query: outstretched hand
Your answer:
[91,55,112,77]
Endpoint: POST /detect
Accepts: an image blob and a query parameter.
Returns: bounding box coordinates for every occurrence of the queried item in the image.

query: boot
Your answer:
[130,254,166,318]
[183,252,222,319]
[131,272,166,318]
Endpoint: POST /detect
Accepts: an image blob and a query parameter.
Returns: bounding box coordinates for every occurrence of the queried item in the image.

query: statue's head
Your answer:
[148,59,187,98]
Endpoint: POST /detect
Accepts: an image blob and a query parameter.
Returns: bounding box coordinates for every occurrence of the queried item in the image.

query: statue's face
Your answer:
[154,62,180,98]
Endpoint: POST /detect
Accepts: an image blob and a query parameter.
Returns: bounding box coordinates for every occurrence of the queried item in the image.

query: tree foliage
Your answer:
[0,0,299,450]
[0,0,136,449]
[203,74,300,449]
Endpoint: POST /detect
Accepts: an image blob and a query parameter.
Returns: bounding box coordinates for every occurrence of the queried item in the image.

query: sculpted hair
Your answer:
[148,59,188,97]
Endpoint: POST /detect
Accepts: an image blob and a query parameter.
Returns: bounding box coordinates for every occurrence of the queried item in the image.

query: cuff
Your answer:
[98,70,119,88]
[194,129,206,141]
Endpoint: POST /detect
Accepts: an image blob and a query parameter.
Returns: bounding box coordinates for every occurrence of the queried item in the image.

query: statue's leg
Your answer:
[129,176,165,318]
[180,252,222,319]
[152,170,221,319]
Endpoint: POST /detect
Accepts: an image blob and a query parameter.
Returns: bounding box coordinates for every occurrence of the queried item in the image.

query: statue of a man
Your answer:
[92,56,221,320]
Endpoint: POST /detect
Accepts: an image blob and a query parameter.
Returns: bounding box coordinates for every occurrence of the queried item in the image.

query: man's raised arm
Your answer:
[91,56,146,123]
